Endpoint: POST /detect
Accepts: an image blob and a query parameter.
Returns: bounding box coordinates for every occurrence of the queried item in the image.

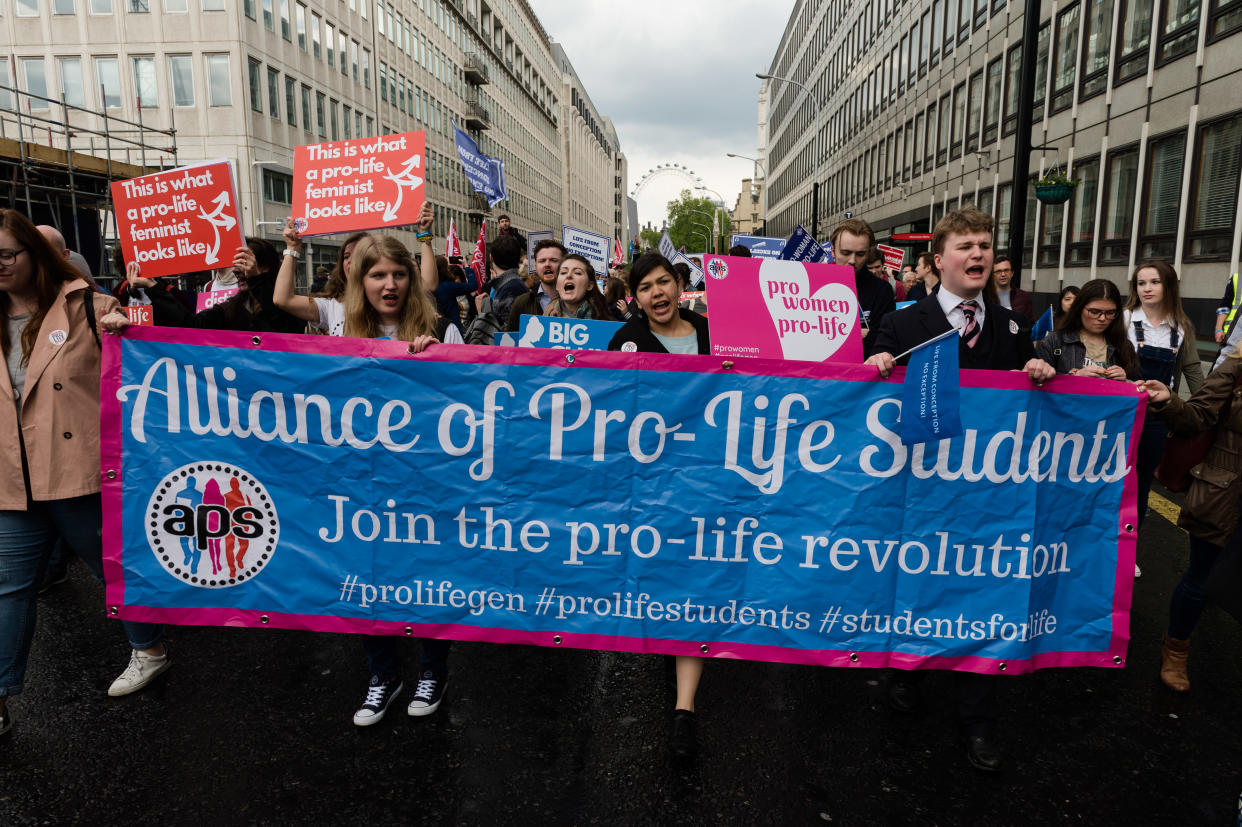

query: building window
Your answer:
[1209,0,1242,39]
[95,57,121,108]
[330,98,338,139]
[937,93,952,165]
[930,0,942,65]
[248,58,262,112]
[128,0,150,11]
[132,56,157,108]
[90,0,112,11]
[1186,114,1242,259]
[903,119,914,181]
[57,57,85,108]
[15,0,38,15]
[263,169,293,205]
[942,0,955,55]
[1140,131,1186,259]
[1051,3,1080,113]
[362,48,370,88]
[977,184,994,216]
[1066,157,1100,265]
[913,110,925,176]
[1003,44,1022,136]
[966,70,983,153]
[925,102,937,168]
[326,22,335,68]
[983,56,1002,145]
[1116,0,1154,83]
[312,13,322,59]
[339,32,348,76]
[958,0,971,41]
[296,2,307,50]
[1021,179,1037,267]
[284,75,296,125]
[1080,0,1112,100]
[1032,23,1050,110]
[1038,192,1065,267]
[1158,0,1200,63]
[995,183,1013,250]
[300,84,311,131]
[343,104,351,139]
[950,81,966,160]
[168,55,193,106]
[316,91,326,138]
[1100,145,1140,262]
[266,66,279,119]
[244,0,254,18]
[280,0,290,40]
[54,0,75,13]
[262,0,272,29]
[20,58,48,109]
[164,0,186,11]
[206,54,232,106]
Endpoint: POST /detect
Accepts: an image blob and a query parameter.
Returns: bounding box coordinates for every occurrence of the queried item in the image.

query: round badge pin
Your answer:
[48,330,68,346]
[621,341,638,352]
[293,217,308,233]
[1009,319,1019,334]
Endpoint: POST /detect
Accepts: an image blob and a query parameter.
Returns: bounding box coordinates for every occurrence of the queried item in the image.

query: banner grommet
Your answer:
[259,615,270,624]
[997,662,1007,672]
[404,627,414,636]
[700,644,709,654]
[722,361,734,370]
[849,652,859,662]
[251,336,262,346]
[109,606,118,616]
[565,354,575,364]
[553,635,563,645]
[1113,655,1123,665]
[106,470,116,479]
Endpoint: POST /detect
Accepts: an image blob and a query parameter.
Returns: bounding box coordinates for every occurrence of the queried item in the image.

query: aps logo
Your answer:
[145,462,279,588]
[707,258,729,280]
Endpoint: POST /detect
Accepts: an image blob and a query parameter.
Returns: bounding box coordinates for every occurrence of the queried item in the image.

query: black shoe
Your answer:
[965,733,1003,772]
[38,564,68,594]
[352,675,403,727]
[407,668,446,717]
[670,709,697,759]
[888,678,919,713]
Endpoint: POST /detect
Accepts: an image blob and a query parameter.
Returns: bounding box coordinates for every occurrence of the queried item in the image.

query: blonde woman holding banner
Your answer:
[275,214,461,724]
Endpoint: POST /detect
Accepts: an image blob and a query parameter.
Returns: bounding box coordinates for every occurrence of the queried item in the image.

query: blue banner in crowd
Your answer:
[730,234,786,259]
[900,329,963,445]
[779,225,830,264]
[493,315,622,350]
[102,328,1142,673]
[452,121,507,207]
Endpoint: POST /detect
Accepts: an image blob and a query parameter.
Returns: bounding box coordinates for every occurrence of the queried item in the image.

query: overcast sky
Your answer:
[526,0,796,234]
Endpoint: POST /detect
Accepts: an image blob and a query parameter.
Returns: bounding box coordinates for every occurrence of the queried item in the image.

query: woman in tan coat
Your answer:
[0,210,166,738]
[1140,357,1242,692]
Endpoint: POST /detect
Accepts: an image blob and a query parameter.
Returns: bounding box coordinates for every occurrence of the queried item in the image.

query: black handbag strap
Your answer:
[82,290,100,349]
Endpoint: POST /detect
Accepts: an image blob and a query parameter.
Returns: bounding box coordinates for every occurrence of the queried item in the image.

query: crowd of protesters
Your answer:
[0,202,1235,774]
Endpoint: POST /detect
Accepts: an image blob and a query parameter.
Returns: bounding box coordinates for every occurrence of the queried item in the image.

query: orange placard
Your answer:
[124,305,154,326]
[110,160,243,279]
[292,131,427,236]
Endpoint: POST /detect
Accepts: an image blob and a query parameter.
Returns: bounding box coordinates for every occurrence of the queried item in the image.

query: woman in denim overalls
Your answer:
[1124,261,1205,577]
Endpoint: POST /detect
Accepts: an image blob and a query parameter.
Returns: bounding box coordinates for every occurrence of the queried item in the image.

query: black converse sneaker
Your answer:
[407,668,446,716]
[352,675,403,727]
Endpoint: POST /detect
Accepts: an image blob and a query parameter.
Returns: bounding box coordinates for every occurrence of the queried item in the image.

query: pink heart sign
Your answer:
[703,255,864,363]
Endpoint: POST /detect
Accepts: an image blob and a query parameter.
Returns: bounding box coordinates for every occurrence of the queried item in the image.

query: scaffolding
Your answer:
[0,80,177,282]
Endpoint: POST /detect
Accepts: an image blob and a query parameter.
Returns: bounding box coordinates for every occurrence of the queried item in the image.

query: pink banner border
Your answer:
[100,325,1143,675]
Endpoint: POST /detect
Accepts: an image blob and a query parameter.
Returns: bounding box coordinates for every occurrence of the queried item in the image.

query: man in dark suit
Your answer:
[832,217,895,357]
[864,207,1054,773]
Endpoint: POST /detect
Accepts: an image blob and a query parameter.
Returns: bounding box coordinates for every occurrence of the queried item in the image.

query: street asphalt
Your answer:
[2,484,1239,826]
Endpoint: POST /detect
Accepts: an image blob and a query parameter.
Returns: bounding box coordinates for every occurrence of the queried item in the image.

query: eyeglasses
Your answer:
[1084,307,1118,320]
[0,248,26,266]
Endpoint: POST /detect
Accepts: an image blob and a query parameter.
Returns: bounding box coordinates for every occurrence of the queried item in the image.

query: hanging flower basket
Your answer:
[1033,169,1078,204]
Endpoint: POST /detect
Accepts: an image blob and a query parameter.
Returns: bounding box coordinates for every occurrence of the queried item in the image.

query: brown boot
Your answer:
[1160,634,1190,692]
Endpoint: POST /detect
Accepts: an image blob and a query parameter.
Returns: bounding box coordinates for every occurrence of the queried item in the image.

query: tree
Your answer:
[665,190,731,254]
[639,225,663,252]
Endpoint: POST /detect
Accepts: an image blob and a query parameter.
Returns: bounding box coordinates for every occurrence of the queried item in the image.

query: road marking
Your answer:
[1148,491,1184,531]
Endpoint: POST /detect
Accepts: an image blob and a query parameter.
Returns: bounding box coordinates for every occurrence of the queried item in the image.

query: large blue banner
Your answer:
[102,329,1142,673]
[494,315,623,350]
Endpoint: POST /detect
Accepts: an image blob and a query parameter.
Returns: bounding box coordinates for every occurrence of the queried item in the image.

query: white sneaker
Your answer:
[107,648,171,697]
[1135,563,1142,578]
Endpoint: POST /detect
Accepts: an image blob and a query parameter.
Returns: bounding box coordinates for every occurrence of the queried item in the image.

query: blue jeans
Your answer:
[1167,535,1222,640]
[362,636,451,680]
[0,494,163,697]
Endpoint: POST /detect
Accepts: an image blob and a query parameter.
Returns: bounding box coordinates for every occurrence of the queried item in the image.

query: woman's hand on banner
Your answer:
[1137,379,1172,404]
[1022,359,1056,384]
[1102,365,1128,381]
[405,335,437,354]
[864,352,896,378]
[100,311,130,333]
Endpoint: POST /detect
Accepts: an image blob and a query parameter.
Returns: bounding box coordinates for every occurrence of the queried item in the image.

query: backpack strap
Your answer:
[82,289,101,349]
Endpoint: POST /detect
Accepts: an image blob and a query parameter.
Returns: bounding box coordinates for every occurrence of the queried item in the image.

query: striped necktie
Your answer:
[959,300,980,348]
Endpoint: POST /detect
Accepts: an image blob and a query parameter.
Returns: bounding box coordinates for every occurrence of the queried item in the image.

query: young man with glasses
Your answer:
[989,255,1032,324]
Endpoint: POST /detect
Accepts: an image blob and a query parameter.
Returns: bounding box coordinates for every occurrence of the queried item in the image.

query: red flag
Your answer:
[445,218,462,259]
[611,237,623,267]
[469,220,487,290]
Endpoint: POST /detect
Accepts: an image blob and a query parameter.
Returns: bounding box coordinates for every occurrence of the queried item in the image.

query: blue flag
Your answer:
[1031,306,1054,341]
[900,328,963,445]
[779,225,829,263]
[452,121,507,207]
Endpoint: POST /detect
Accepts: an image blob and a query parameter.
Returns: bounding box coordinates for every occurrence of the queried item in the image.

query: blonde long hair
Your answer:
[342,235,437,340]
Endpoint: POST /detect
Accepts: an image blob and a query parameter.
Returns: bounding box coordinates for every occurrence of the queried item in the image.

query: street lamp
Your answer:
[726,152,767,235]
[684,207,718,254]
[757,71,822,240]
[691,191,729,253]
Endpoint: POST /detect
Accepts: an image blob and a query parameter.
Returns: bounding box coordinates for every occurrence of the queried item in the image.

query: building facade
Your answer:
[762,0,1242,322]
[2,0,623,279]
[729,176,765,236]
